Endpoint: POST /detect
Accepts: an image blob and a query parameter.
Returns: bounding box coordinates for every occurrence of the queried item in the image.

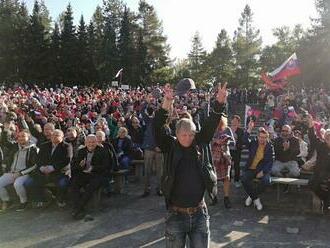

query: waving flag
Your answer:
[115,68,123,78]
[269,53,301,81]
[261,53,301,91]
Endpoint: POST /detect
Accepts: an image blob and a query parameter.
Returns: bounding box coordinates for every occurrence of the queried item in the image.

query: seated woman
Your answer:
[112,127,133,170]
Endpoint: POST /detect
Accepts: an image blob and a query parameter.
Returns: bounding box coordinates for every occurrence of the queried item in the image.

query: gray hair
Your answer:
[175,118,196,135]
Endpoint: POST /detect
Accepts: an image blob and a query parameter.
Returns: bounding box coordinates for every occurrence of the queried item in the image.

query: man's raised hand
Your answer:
[216,82,228,104]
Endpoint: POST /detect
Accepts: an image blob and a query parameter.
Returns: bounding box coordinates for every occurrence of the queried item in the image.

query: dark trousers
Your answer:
[310,176,330,207]
[230,149,242,182]
[26,173,69,202]
[241,169,271,200]
[71,172,106,211]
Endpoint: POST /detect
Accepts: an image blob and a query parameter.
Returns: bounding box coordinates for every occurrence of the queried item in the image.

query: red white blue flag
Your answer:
[269,53,301,81]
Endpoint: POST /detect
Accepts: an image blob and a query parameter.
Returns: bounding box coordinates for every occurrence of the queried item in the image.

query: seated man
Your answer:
[71,135,110,220]
[28,129,72,207]
[271,125,300,178]
[241,122,274,211]
[0,127,38,211]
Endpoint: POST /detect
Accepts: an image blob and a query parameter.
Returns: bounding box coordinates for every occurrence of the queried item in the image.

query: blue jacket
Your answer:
[243,132,274,174]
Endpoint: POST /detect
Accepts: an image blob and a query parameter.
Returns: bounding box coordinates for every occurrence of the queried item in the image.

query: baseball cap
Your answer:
[175,78,196,96]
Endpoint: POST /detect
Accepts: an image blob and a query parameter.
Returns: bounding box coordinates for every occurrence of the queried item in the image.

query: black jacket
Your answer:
[72,146,111,175]
[0,130,38,175]
[36,141,72,174]
[154,101,226,205]
[231,127,244,151]
[112,136,133,157]
[308,127,330,181]
[273,136,300,162]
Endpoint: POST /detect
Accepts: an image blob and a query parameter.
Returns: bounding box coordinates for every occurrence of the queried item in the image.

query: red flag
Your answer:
[261,73,288,91]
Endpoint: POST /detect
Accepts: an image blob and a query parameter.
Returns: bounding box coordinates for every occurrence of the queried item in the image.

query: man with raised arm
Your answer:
[154,82,228,248]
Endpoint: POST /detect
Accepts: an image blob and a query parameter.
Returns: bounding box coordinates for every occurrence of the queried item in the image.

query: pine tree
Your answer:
[102,16,118,82]
[298,0,330,86]
[208,29,234,84]
[49,22,61,82]
[118,7,135,85]
[102,0,124,33]
[60,3,77,84]
[232,4,262,88]
[77,15,94,84]
[26,0,51,82]
[0,0,27,82]
[188,31,207,85]
[138,0,170,84]
[14,2,30,81]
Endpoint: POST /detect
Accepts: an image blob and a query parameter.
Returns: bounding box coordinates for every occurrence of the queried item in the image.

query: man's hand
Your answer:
[307,114,314,128]
[162,83,174,111]
[79,159,86,168]
[13,172,21,180]
[283,140,290,151]
[163,83,173,100]
[46,165,55,174]
[39,166,46,174]
[247,120,255,133]
[256,171,264,179]
[216,82,228,104]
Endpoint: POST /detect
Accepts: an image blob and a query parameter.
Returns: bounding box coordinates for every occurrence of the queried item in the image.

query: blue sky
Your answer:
[25,0,318,60]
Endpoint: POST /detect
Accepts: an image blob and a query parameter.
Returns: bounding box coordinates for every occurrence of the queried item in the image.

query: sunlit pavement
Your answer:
[0,182,329,248]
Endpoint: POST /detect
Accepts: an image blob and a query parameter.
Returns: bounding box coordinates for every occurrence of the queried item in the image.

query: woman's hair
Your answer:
[117,127,128,137]
[218,116,228,130]
[175,118,196,135]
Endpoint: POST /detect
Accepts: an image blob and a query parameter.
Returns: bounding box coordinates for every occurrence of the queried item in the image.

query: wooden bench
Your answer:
[111,169,129,194]
[131,159,144,181]
[271,177,309,201]
[270,177,322,213]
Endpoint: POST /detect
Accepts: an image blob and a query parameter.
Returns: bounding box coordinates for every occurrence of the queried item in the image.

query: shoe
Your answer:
[16,202,28,212]
[224,197,232,209]
[253,198,263,211]
[156,189,163,197]
[209,196,218,206]
[141,191,150,198]
[57,200,66,208]
[245,196,253,207]
[34,202,45,208]
[234,181,242,188]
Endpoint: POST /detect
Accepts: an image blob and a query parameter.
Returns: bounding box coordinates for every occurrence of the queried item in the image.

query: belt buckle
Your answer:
[187,207,195,215]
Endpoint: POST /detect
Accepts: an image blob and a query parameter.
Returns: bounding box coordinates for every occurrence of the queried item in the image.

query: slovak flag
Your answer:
[245,105,262,128]
[115,68,123,78]
[269,53,301,81]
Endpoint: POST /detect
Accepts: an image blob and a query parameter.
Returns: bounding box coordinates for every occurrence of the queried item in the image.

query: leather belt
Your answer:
[170,201,205,215]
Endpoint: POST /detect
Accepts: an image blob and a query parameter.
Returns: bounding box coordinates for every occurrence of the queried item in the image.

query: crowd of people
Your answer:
[0,82,329,229]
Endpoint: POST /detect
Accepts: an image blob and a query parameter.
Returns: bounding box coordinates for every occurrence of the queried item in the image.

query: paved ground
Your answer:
[0,181,329,248]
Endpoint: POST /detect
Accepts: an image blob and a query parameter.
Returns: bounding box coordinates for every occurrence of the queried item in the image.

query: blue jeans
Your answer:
[241,169,271,200]
[25,173,70,202]
[119,155,132,170]
[165,207,210,248]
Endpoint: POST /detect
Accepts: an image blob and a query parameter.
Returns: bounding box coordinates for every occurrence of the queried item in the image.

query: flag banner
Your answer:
[111,81,119,87]
[269,53,301,81]
[245,104,262,128]
[115,68,123,78]
[261,73,288,91]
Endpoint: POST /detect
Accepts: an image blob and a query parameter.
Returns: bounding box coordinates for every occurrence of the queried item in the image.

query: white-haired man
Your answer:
[154,83,228,248]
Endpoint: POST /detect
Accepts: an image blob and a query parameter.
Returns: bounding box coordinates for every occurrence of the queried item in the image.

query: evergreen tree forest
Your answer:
[0,0,329,88]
